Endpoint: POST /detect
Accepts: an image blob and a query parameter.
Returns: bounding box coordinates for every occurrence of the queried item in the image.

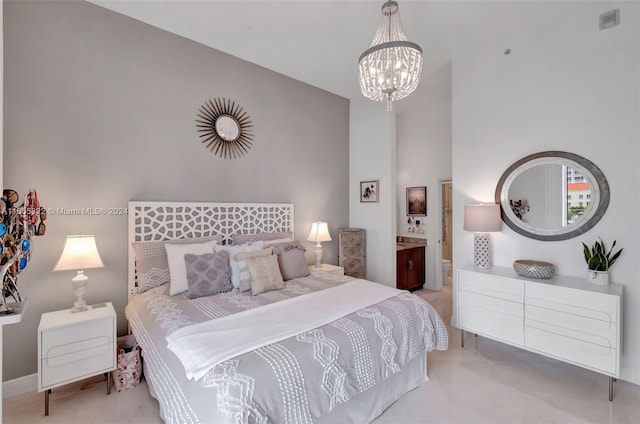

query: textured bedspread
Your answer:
[125,271,448,424]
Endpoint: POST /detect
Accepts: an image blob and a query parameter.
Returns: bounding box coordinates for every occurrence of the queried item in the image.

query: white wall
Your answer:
[396,62,453,289]
[452,2,640,383]
[3,1,349,381]
[349,99,397,286]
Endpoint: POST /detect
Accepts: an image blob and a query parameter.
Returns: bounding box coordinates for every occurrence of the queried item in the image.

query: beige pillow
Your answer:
[236,248,273,292]
[215,242,265,288]
[246,254,284,295]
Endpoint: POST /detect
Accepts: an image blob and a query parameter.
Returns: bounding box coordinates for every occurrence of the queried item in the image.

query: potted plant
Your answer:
[582,238,623,286]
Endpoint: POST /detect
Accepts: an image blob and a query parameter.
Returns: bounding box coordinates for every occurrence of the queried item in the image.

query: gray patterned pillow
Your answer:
[132,235,223,293]
[231,231,292,245]
[270,241,311,281]
[183,251,232,299]
[246,255,284,296]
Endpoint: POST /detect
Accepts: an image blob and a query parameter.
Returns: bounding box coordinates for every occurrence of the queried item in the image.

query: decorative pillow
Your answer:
[270,241,311,281]
[235,248,273,292]
[246,255,284,296]
[215,242,265,288]
[231,231,292,246]
[183,251,232,299]
[165,240,219,295]
[132,235,223,293]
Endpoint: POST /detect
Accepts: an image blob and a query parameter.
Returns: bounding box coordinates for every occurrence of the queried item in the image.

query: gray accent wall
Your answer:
[3,0,349,381]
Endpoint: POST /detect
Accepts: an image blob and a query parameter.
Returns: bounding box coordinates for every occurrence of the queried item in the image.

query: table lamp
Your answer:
[307,222,332,268]
[463,204,502,269]
[53,235,104,312]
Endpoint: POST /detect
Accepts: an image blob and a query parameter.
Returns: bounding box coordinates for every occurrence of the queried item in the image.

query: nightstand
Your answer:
[309,263,344,276]
[37,302,116,416]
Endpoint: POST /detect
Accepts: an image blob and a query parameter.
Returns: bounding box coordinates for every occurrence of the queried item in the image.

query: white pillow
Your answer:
[215,241,265,288]
[165,240,218,295]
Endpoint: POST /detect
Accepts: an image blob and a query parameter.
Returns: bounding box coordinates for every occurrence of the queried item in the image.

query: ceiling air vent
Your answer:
[600,9,620,30]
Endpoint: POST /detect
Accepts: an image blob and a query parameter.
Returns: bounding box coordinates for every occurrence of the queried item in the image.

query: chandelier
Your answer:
[358,1,423,111]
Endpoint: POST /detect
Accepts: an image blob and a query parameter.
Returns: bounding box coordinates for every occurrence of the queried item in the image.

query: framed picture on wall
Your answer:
[360,180,379,203]
[407,186,427,216]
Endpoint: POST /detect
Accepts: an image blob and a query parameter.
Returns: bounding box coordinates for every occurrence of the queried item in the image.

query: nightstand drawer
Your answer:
[41,341,115,388]
[38,303,117,392]
[41,318,114,356]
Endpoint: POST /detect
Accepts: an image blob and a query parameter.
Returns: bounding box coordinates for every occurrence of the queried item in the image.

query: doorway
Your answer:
[441,181,453,285]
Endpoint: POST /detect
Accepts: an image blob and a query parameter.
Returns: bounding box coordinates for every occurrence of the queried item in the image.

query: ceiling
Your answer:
[89,1,600,101]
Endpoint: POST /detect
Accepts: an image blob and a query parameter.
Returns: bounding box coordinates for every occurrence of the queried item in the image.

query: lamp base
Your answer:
[314,243,323,268]
[71,271,89,313]
[473,232,491,269]
[71,301,88,313]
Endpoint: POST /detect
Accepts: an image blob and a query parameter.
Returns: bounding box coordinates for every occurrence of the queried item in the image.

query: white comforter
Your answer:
[166,279,402,381]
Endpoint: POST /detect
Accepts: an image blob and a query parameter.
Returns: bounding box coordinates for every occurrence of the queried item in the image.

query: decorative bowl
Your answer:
[513,260,555,279]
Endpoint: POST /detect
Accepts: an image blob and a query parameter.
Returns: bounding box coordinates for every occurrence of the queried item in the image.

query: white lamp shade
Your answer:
[53,235,105,271]
[307,222,332,243]
[463,204,502,232]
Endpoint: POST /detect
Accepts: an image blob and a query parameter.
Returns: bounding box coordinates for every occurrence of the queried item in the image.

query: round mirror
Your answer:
[215,115,240,141]
[494,151,609,241]
[196,98,254,159]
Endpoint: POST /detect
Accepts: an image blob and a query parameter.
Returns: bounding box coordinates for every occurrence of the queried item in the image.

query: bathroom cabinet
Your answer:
[396,245,425,291]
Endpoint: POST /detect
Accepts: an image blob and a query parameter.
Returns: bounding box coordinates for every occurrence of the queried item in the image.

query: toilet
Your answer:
[442,259,452,285]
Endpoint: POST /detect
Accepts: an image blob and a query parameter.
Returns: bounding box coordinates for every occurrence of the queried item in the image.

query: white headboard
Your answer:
[127,201,294,298]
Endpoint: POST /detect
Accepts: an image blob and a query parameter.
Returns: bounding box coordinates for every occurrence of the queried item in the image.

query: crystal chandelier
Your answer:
[358,1,423,111]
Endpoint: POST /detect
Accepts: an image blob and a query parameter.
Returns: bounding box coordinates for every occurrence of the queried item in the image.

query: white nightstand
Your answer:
[38,302,116,416]
[309,263,344,276]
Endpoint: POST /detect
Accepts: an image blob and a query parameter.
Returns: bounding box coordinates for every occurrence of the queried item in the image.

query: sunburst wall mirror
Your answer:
[196,98,254,159]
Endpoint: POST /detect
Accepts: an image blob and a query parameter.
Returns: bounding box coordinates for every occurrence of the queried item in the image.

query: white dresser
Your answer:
[38,302,116,415]
[456,265,622,400]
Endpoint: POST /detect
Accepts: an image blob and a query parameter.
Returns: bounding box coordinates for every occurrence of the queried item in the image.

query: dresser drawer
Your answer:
[525,325,617,376]
[458,270,524,302]
[525,283,618,323]
[525,303,616,347]
[459,291,524,346]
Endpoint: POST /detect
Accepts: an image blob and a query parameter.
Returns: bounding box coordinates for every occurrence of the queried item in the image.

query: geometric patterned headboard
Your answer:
[128,201,294,298]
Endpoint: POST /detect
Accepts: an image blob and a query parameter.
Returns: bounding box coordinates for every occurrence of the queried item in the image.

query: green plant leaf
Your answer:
[608,248,623,267]
[582,242,592,264]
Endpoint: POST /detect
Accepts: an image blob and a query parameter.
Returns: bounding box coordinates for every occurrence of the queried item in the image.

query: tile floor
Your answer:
[5,279,640,423]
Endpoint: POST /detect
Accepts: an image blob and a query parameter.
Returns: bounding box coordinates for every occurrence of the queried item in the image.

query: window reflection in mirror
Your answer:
[565,166,590,226]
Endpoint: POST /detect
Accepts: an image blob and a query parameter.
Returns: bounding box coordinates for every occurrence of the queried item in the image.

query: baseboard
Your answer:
[3,373,37,398]
[620,364,640,386]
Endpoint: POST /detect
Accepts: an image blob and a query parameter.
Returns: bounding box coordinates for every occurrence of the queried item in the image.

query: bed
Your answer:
[125,201,448,423]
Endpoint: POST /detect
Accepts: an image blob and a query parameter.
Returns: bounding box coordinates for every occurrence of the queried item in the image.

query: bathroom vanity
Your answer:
[396,240,425,291]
